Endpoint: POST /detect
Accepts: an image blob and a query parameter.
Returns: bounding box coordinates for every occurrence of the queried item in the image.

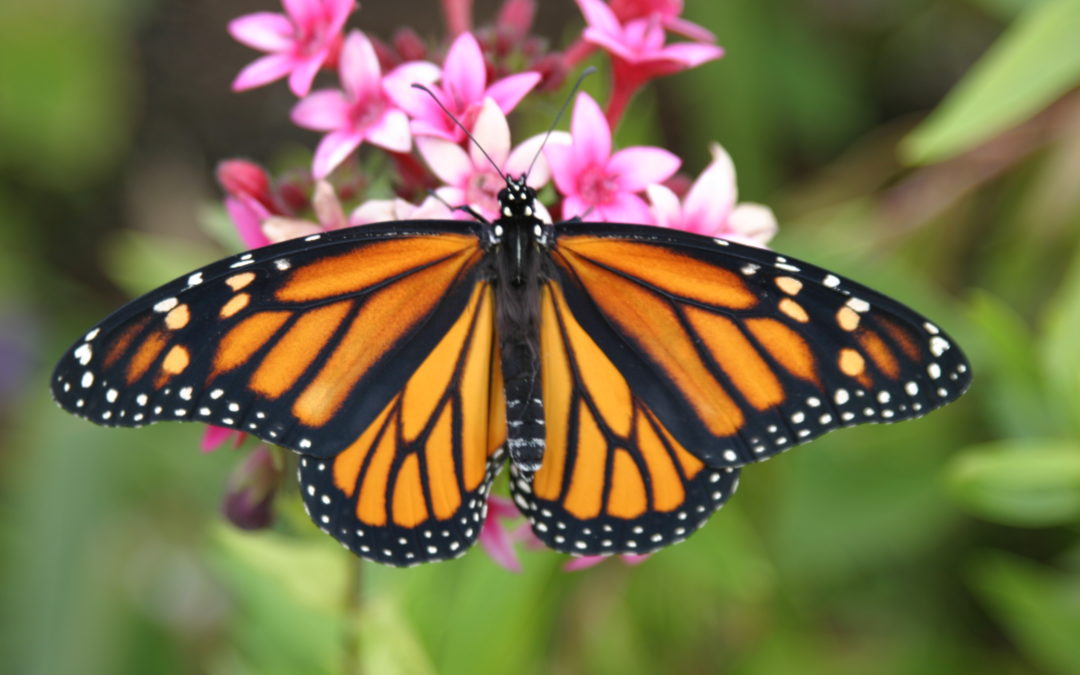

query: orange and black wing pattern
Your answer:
[548,222,971,469]
[509,281,739,556]
[299,282,506,565]
[51,222,487,463]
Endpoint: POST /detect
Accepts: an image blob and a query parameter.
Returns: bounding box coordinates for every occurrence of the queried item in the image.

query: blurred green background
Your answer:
[3,0,1080,673]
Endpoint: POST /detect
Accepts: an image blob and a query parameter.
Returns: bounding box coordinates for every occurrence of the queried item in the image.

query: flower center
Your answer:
[349,96,385,131]
[578,165,619,205]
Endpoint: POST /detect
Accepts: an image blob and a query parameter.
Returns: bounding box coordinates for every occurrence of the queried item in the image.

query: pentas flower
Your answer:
[224,194,274,249]
[478,496,525,572]
[609,0,716,43]
[222,445,284,530]
[546,92,679,223]
[647,142,778,246]
[291,30,440,179]
[201,426,245,453]
[576,0,723,123]
[230,0,356,97]
[564,552,650,572]
[417,97,566,221]
[387,32,540,143]
[350,195,452,225]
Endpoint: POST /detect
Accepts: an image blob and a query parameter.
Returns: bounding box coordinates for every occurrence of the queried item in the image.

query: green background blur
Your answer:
[3,0,1080,673]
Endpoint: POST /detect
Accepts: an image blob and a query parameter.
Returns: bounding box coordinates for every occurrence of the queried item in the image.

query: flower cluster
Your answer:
[211,0,777,572]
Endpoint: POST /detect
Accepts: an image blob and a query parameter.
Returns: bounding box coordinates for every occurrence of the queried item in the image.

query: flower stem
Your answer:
[342,556,364,675]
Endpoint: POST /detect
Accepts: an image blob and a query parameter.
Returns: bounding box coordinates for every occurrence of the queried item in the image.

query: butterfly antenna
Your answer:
[411,83,507,182]
[524,66,597,178]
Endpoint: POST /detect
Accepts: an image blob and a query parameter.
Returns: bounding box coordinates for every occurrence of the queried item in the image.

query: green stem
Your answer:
[343,556,363,675]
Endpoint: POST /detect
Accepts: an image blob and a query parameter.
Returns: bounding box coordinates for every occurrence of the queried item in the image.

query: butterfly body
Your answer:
[52,177,970,566]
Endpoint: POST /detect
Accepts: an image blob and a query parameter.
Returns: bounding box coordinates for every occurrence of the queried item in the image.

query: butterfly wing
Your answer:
[52,222,487,459]
[52,221,507,566]
[548,222,972,468]
[508,281,740,556]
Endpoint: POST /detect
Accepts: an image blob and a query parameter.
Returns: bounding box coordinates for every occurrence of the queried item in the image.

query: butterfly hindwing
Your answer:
[299,282,506,566]
[509,281,740,556]
[549,222,972,468]
[51,221,487,459]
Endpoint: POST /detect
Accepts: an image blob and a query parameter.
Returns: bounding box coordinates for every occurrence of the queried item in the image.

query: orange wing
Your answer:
[547,225,972,468]
[508,282,740,556]
[300,282,505,565]
[51,223,487,461]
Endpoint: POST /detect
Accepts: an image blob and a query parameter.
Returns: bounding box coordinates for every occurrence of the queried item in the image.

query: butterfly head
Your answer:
[496,175,538,222]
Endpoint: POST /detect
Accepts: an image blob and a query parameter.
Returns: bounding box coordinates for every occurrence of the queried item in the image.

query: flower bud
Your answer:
[222,446,283,531]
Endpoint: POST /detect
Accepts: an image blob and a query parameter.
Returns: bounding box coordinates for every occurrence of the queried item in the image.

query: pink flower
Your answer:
[546,92,679,223]
[387,32,540,143]
[229,0,357,97]
[647,142,778,246]
[224,194,274,249]
[350,195,452,225]
[291,31,440,179]
[576,0,723,123]
[609,0,716,43]
[417,97,566,221]
[201,426,246,453]
[479,496,525,572]
[564,553,650,572]
[222,446,284,530]
[261,180,348,243]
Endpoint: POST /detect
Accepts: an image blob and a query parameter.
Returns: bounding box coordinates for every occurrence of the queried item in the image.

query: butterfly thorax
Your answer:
[488,176,551,473]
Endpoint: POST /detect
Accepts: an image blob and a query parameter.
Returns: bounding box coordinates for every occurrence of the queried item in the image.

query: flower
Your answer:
[350,195,452,225]
[575,0,723,123]
[222,446,284,530]
[291,30,440,179]
[224,193,274,250]
[608,0,716,43]
[563,553,650,572]
[546,92,679,223]
[417,97,565,221]
[387,32,540,143]
[647,142,778,246]
[229,0,357,97]
[201,426,246,453]
[478,496,525,572]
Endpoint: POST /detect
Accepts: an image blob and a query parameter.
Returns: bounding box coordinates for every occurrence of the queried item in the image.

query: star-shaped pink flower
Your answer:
[647,142,778,246]
[417,97,566,222]
[387,32,541,142]
[609,0,716,43]
[229,0,356,97]
[291,30,440,179]
[576,0,723,123]
[546,92,680,223]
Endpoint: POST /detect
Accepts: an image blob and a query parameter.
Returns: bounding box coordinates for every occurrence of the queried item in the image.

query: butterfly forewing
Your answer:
[509,281,740,556]
[549,223,971,468]
[51,222,487,460]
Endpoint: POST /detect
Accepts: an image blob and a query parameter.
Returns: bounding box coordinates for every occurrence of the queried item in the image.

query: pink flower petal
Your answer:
[570,93,612,169]
[576,0,623,36]
[505,131,570,188]
[543,143,579,197]
[598,191,652,224]
[312,180,347,229]
[479,496,523,572]
[564,555,608,572]
[581,28,637,62]
[417,136,473,186]
[288,52,328,97]
[228,13,295,52]
[645,183,682,229]
[608,146,680,191]
[560,194,591,221]
[282,0,320,26]
[338,31,383,101]
[382,60,442,108]
[224,195,272,248]
[443,33,487,109]
[666,16,716,43]
[660,42,725,68]
[682,144,736,227]
[470,99,511,169]
[365,109,411,153]
[201,425,243,453]
[232,53,296,91]
[726,203,778,247]
[262,216,324,243]
[326,0,357,34]
[485,72,542,115]
[311,129,363,179]
[290,89,350,131]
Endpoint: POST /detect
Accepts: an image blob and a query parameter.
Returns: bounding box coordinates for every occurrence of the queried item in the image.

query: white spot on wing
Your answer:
[153,297,179,313]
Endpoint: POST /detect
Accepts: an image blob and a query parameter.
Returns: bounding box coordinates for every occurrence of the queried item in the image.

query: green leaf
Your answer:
[948,438,1080,526]
[1040,242,1080,437]
[101,229,223,297]
[968,552,1080,674]
[901,0,1080,165]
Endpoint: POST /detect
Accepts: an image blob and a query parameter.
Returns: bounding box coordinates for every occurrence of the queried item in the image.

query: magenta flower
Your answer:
[563,553,650,572]
[222,446,284,530]
[201,426,246,453]
[387,32,541,143]
[261,180,348,243]
[224,194,274,250]
[546,92,679,223]
[229,0,356,97]
[647,142,778,246]
[576,0,723,123]
[291,30,440,179]
[479,496,526,572]
[417,97,566,221]
[609,0,716,43]
[350,195,452,225]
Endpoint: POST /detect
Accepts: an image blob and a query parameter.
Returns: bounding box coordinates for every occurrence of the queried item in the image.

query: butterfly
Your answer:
[52,175,971,567]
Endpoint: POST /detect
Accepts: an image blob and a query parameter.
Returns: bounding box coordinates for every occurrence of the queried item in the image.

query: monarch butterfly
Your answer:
[51,174,970,566]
